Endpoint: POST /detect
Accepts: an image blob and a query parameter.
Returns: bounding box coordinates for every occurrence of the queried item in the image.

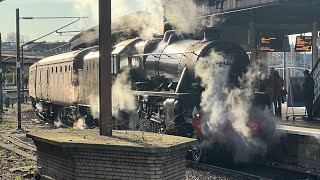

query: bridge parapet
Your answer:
[163,0,284,14]
[221,0,283,12]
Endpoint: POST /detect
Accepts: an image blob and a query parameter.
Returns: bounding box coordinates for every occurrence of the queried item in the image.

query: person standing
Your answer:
[302,70,314,121]
[272,71,284,117]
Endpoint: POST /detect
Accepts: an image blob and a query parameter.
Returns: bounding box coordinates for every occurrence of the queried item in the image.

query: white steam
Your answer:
[73,117,87,129]
[164,0,223,34]
[35,103,43,113]
[54,118,65,128]
[112,70,138,129]
[136,0,163,38]
[112,70,136,114]
[112,0,163,39]
[195,51,271,162]
[66,0,163,39]
[64,0,99,23]
[88,94,99,119]
[87,70,137,129]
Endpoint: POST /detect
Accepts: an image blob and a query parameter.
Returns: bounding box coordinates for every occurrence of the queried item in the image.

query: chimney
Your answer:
[202,29,221,42]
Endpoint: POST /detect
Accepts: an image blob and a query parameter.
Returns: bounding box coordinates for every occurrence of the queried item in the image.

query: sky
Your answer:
[0,0,309,44]
[0,0,142,42]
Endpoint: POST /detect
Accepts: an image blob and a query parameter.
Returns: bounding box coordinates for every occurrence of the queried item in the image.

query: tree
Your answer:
[5,32,30,45]
[6,32,15,45]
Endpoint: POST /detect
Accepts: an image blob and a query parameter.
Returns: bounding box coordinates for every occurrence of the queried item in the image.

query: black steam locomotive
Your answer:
[29,30,273,161]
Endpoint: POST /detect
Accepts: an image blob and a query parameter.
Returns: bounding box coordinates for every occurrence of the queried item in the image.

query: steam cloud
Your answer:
[88,70,137,129]
[54,118,65,128]
[66,0,163,39]
[195,51,272,162]
[112,70,138,129]
[74,117,87,129]
[112,70,136,117]
[66,0,222,39]
[140,0,163,38]
[164,0,224,34]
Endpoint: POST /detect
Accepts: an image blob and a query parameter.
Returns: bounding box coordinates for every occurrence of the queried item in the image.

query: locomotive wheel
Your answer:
[191,140,203,163]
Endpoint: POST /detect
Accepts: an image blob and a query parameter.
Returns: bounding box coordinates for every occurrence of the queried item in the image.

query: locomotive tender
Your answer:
[29,30,271,161]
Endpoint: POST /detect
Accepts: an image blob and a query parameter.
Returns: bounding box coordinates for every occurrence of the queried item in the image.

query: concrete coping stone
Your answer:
[26,129,197,153]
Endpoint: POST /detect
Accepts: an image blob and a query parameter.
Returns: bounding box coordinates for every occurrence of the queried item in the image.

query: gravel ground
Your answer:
[0,146,35,179]
[0,102,52,179]
[185,168,232,180]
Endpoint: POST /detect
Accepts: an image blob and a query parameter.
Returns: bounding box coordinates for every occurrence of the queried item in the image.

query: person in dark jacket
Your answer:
[272,71,284,116]
[257,73,274,112]
[302,70,314,121]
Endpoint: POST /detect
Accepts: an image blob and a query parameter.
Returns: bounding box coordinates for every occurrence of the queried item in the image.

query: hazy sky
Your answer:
[0,0,142,42]
[0,0,305,44]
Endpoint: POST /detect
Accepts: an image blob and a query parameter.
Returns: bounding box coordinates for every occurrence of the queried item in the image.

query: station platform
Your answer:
[274,103,320,136]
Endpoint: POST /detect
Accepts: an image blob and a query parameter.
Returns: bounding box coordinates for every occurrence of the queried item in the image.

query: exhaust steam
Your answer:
[195,51,274,162]
[87,70,137,130]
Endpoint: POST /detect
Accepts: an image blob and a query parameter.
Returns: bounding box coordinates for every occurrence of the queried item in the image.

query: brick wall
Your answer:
[35,141,189,180]
[36,142,75,179]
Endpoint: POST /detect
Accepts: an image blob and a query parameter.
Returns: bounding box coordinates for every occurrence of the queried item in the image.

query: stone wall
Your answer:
[36,141,189,180]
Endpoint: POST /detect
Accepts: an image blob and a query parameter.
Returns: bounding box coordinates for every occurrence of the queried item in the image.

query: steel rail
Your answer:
[186,160,267,180]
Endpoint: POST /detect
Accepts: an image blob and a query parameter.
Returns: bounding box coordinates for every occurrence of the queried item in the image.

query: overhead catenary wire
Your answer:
[164,1,284,24]
[22,18,81,46]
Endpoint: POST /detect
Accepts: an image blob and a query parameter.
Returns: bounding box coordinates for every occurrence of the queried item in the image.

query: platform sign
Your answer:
[295,36,312,52]
[287,77,305,107]
[259,36,283,52]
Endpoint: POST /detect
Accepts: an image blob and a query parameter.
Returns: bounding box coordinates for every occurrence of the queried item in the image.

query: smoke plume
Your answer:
[135,0,163,38]
[66,0,224,40]
[164,0,223,34]
[66,0,163,39]
[195,51,272,162]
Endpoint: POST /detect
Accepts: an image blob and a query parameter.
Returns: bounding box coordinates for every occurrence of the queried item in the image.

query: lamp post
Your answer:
[0,33,3,122]
[21,44,27,103]
[16,8,22,129]
[16,8,87,130]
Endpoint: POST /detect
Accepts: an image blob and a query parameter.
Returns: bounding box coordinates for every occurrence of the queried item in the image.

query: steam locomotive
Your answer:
[29,30,274,161]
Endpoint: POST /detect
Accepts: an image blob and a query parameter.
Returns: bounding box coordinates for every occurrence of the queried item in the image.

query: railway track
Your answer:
[0,134,37,178]
[0,134,36,160]
[235,162,320,180]
[186,160,267,180]
[187,159,320,180]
